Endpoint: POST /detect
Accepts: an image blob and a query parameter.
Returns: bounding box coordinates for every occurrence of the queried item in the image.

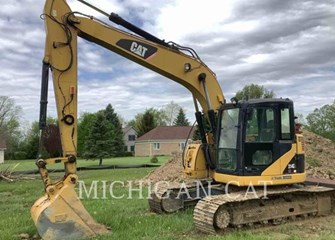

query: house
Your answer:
[0,137,6,164]
[122,126,137,153]
[135,126,194,157]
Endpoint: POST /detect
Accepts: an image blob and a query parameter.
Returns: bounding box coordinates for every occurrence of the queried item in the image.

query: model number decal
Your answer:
[272,175,292,180]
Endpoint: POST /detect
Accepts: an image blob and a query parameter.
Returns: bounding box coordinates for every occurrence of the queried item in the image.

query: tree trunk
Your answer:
[99,158,103,166]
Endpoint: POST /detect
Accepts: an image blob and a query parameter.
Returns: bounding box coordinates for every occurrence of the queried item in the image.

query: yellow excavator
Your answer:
[32,0,335,239]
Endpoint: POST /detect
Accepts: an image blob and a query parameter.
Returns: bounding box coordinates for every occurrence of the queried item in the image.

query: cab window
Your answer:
[245,107,274,166]
[218,108,239,171]
[246,107,275,142]
[280,108,291,140]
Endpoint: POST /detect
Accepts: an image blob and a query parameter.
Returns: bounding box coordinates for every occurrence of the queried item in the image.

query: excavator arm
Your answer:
[32,0,224,239]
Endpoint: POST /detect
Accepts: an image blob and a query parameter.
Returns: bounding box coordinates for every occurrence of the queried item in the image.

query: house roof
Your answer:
[122,126,137,135]
[137,126,194,141]
[0,137,6,149]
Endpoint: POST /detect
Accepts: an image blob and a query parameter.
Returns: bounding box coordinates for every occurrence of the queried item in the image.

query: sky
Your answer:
[0,0,334,126]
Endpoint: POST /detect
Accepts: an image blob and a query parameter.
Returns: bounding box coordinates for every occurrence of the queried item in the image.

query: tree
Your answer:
[149,108,167,126]
[77,112,97,157]
[0,96,23,159]
[192,115,210,141]
[23,117,59,159]
[0,96,21,130]
[43,124,62,157]
[104,104,125,156]
[84,112,114,165]
[295,113,306,126]
[306,101,335,141]
[136,109,157,137]
[129,107,166,136]
[173,108,190,126]
[162,101,181,126]
[23,121,39,159]
[234,84,275,101]
[118,115,127,128]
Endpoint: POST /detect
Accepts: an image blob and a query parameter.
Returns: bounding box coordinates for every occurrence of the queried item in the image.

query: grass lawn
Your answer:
[0,156,170,172]
[0,168,256,240]
[1,163,335,239]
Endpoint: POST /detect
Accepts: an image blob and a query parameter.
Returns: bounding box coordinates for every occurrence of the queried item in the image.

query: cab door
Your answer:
[243,106,278,175]
[243,104,294,176]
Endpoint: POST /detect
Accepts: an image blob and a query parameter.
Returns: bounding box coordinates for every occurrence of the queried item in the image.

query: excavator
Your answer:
[32,0,335,239]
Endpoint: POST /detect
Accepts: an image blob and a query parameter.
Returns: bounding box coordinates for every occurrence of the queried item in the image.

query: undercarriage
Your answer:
[148,178,335,233]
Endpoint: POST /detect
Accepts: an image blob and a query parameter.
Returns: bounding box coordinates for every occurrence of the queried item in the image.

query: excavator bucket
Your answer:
[31,183,110,240]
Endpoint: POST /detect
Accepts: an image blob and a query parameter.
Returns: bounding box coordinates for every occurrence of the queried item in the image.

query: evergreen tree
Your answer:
[173,108,190,126]
[129,107,167,137]
[136,109,157,137]
[192,116,210,141]
[77,112,97,157]
[104,104,125,156]
[84,112,114,165]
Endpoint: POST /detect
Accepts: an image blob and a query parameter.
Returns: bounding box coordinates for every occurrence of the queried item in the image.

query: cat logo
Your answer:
[130,42,148,58]
[116,39,157,59]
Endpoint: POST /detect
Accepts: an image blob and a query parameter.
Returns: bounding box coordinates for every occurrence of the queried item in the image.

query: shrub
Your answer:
[120,152,134,157]
[150,156,158,163]
[306,157,321,167]
[13,151,27,160]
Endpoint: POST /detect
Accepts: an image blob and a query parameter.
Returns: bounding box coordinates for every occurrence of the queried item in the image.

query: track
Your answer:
[193,185,335,234]
[148,179,335,234]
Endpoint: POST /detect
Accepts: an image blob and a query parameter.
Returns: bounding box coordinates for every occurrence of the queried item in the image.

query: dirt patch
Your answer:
[251,215,335,239]
[304,130,335,179]
[140,153,186,184]
[141,130,335,183]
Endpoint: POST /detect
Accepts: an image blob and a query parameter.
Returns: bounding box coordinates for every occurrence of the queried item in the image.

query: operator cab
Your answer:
[216,98,301,176]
